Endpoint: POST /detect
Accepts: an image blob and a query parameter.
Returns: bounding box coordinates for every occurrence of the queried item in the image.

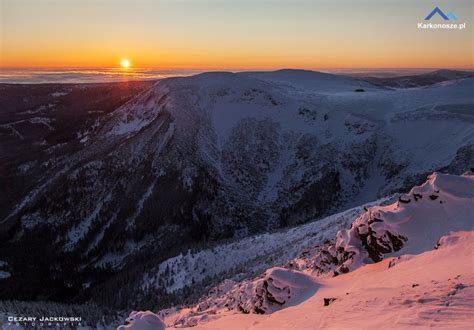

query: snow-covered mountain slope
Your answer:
[191,230,474,330]
[289,171,474,276]
[362,69,474,88]
[139,196,392,296]
[241,69,381,93]
[0,70,472,311]
[147,171,473,328]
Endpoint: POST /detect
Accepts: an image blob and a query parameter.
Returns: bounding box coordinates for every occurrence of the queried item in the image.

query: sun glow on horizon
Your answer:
[120,58,130,68]
[1,1,472,70]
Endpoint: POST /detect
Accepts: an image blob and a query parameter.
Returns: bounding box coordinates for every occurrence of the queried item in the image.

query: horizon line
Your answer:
[1,66,473,71]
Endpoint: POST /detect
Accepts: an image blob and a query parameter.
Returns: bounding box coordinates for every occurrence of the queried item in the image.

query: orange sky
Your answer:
[1,0,472,70]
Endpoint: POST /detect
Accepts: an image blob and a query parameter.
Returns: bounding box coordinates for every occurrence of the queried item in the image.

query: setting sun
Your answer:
[120,58,130,68]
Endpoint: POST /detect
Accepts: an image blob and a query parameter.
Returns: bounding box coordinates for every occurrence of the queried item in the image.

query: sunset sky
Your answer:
[1,0,472,69]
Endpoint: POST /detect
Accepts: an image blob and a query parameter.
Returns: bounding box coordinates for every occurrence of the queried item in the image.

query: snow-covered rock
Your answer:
[160,172,473,327]
[117,311,165,330]
[227,267,318,314]
[288,171,474,276]
[195,230,474,329]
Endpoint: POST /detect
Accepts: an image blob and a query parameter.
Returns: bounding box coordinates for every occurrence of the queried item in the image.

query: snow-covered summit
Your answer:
[427,69,474,80]
[241,69,381,93]
[362,69,474,89]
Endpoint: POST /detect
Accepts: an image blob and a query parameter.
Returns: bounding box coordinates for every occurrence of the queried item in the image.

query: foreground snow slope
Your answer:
[196,231,474,330]
[117,172,473,329]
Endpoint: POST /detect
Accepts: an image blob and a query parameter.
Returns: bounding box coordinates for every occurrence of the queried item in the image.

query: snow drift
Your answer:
[117,311,165,330]
[192,230,474,329]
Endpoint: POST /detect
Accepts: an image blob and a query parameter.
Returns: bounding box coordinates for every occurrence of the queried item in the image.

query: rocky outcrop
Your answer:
[166,172,473,326]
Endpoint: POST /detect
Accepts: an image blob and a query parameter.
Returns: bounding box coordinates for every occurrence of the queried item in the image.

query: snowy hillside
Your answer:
[124,231,474,329]
[196,230,474,329]
[118,171,474,329]
[362,69,474,88]
[241,69,381,93]
[140,197,393,296]
[1,70,473,312]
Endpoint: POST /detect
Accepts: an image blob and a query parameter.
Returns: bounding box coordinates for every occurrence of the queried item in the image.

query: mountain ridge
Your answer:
[0,70,472,312]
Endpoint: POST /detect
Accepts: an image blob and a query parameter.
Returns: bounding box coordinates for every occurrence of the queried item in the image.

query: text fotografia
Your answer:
[7,316,82,327]
[418,22,466,30]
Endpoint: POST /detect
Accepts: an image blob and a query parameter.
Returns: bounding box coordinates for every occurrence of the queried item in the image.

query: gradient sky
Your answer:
[1,0,472,69]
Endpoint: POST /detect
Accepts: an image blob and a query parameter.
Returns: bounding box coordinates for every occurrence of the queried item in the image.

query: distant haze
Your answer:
[0,67,445,84]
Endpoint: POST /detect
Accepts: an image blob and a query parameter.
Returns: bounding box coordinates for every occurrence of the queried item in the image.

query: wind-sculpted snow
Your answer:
[288,171,474,276]
[186,231,474,330]
[117,311,165,330]
[169,268,318,327]
[157,172,474,327]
